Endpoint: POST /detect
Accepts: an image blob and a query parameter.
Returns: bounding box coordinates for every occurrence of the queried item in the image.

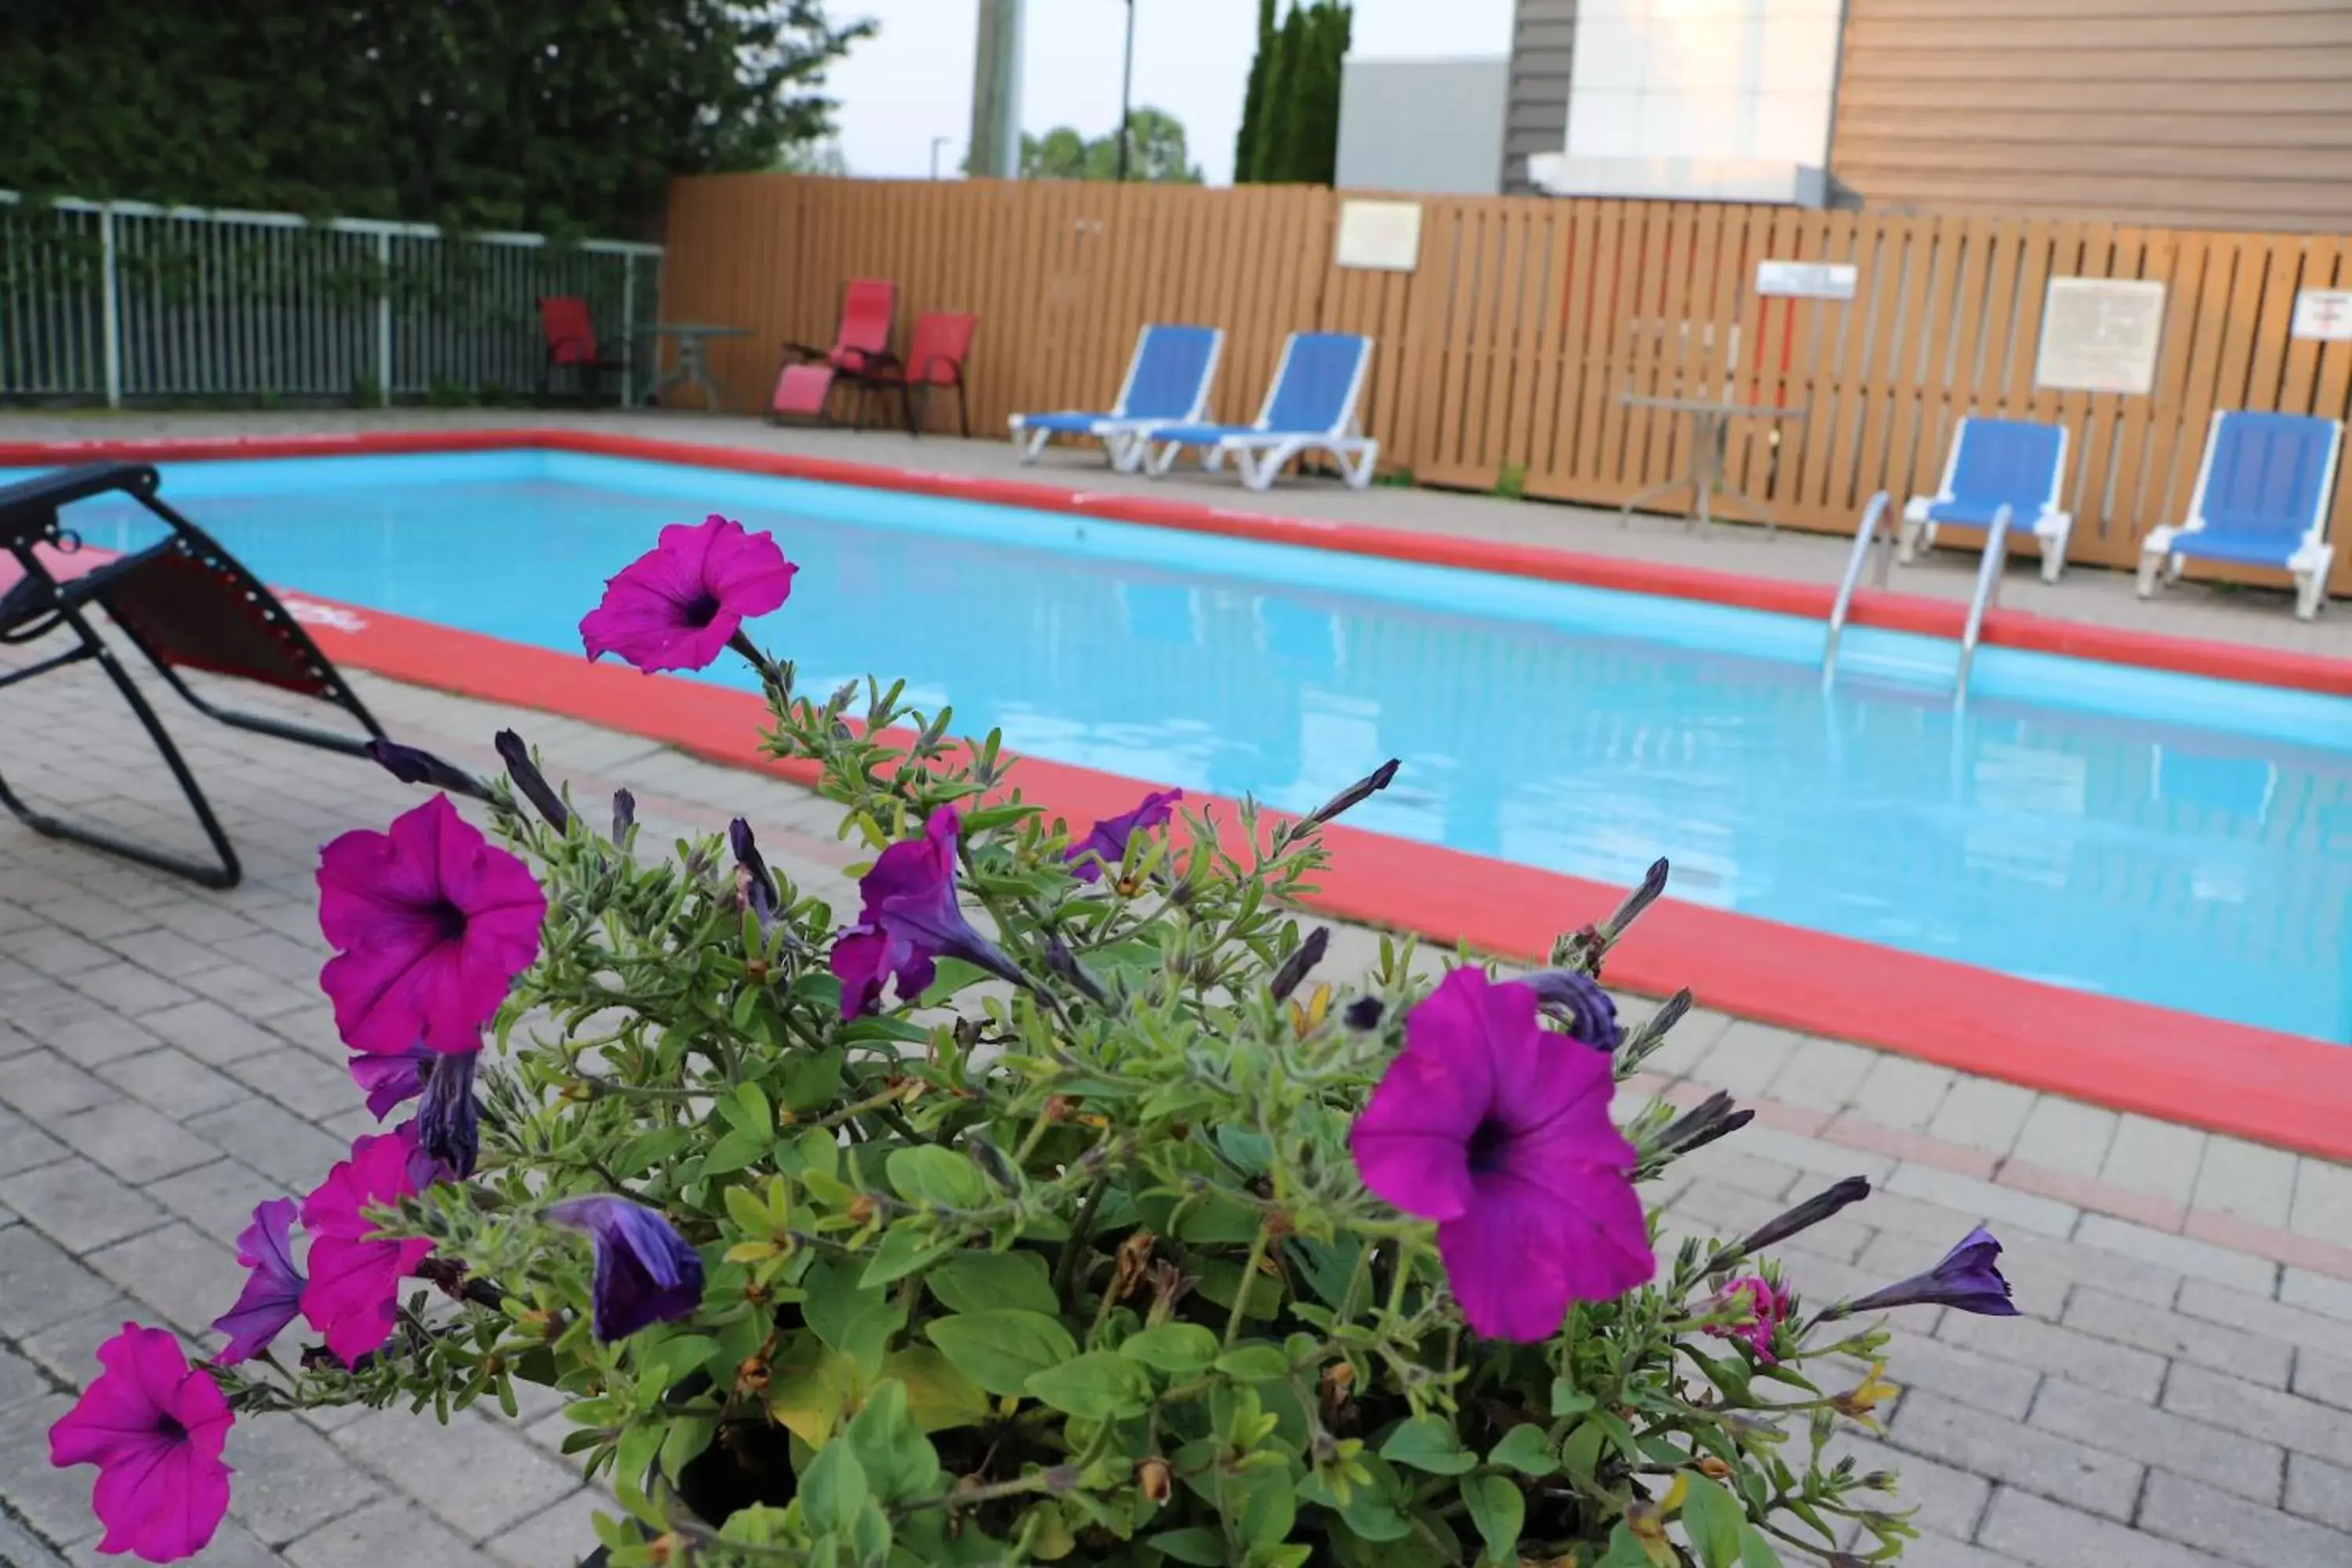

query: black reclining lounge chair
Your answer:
[0,461,432,889]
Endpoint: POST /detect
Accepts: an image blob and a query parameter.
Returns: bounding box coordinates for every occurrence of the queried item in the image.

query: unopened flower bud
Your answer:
[1697,1455,1731,1479]
[1137,1457,1173,1503]
[846,1195,877,1225]
[1113,1231,1155,1301]
[1269,927,1330,1003]
[494,730,572,831]
[1305,759,1401,826]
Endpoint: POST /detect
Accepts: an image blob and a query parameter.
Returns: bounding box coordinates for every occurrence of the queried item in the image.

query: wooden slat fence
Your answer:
[660,175,2352,590]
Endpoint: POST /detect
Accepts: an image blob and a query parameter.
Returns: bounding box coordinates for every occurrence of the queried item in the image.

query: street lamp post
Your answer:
[1116,0,1136,180]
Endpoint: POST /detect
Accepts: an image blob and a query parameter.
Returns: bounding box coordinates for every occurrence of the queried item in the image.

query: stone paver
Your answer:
[2,465,2350,1568]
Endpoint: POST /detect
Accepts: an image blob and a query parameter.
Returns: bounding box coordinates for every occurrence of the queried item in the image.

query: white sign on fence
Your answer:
[2034,278,2167,395]
[1755,260,1857,300]
[2292,289,2352,342]
[1334,200,1424,272]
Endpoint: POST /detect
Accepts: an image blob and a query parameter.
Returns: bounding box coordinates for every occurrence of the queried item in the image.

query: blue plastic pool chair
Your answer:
[1008,324,1223,473]
[1900,417,2074,583]
[2138,411,2344,620]
[1143,332,1379,491]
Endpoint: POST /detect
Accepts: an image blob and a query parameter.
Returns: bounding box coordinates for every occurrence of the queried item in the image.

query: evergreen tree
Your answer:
[1259,3,1308,182]
[1294,2,1351,186]
[1232,0,1278,183]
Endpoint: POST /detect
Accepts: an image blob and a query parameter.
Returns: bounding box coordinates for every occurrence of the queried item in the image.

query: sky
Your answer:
[821,0,1515,185]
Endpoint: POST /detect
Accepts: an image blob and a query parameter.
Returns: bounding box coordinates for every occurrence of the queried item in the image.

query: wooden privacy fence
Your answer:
[659,175,2352,590]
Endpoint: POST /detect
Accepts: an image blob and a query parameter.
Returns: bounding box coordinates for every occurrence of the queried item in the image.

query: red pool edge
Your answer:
[11,427,2352,1163]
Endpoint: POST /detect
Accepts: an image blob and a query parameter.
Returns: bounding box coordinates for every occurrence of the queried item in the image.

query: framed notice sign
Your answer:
[1755,260,1857,300]
[2034,278,2166,395]
[2292,289,2352,342]
[1334,200,1423,272]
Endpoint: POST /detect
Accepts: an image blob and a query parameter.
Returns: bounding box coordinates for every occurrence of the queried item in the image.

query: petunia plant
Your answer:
[48,512,2016,1567]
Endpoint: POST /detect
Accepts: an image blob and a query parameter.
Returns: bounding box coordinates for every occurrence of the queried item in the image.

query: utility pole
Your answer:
[969,0,1025,180]
[931,137,952,179]
[1116,0,1137,180]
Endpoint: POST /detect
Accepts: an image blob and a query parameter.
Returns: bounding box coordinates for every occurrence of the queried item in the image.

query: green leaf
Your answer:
[802,1258,906,1376]
[1120,1321,1220,1374]
[887,1145,989,1210]
[925,1309,1079,1396]
[1559,1421,1606,1486]
[657,1416,715,1483]
[1214,1343,1291,1383]
[1550,1377,1595,1417]
[1739,1526,1784,1568]
[845,1381,943,1503]
[1459,1475,1524,1566]
[1148,1526,1228,1566]
[702,1126,771,1178]
[717,1083,771,1134]
[641,1334,718,1388]
[880,1347,993,1432]
[928,1250,1058,1315]
[917,956,996,1004]
[778,1045,845,1112]
[1172,1192,1265,1244]
[1336,1455,1414,1542]
[1597,1523,1654,1568]
[861,1226,958,1290]
[721,1185,772,1237]
[1486,1423,1557,1476]
[1681,1475,1746,1568]
[1378,1415,1475,1475]
[799,1440,869,1536]
[1024,1351,1154,1421]
[1195,1259,1283,1321]
[615,1422,661,1487]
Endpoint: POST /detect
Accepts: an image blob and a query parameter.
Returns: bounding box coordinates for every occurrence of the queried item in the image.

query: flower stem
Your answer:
[1225,1221,1274,1348]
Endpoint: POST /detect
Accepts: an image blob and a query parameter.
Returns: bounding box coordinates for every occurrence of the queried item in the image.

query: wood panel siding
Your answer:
[1832,0,2352,230]
[662,176,2352,593]
[1503,0,1577,193]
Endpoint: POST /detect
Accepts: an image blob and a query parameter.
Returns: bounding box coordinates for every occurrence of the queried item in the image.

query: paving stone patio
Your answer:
[2,412,2351,1566]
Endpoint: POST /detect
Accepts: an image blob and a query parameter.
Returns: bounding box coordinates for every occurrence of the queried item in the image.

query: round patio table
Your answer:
[630,323,750,411]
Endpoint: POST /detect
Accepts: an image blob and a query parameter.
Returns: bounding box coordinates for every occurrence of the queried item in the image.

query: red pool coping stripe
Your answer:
[6,426,2352,699]
[9,429,2352,1162]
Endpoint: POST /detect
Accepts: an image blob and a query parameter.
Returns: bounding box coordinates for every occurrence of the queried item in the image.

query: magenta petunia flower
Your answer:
[1349,967,1653,1341]
[49,1323,234,1563]
[830,807,1024,1018]
[317,794,546,1055]
[1065,788,1183,884]
[579,514,797,673]
[299,1128,434,1367]
[1706,1276,1791,1364]
[348,1041,435,1120]
[211,1198,307,1366]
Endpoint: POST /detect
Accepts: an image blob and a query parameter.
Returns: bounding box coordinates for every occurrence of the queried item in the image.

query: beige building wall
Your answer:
[1831,0,2352,230]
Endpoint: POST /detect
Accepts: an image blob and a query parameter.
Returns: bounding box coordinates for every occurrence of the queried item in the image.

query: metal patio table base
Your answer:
[1616,392,1808,535]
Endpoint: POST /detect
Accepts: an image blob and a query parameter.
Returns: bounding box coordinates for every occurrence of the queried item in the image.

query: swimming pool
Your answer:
[31,448,2352,1044]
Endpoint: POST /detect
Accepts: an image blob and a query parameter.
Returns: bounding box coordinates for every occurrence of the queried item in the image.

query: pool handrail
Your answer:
[1822,491,1895,683]
[1955,503,2015,699]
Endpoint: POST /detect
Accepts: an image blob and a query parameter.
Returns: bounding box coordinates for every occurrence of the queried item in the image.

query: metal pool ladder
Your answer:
[1821,492,1894,683]
[1955,504,2015,699]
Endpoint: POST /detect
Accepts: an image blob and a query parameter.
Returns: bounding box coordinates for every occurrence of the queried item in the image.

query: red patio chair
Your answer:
[0,463,485,889]
[848,312,978,437]
[768,278,896,426]
[537,296,627,405]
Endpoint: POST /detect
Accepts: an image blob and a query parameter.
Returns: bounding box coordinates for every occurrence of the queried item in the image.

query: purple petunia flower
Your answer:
[364,739,490,801]
[415,1051,480,1180]
[1349,968,1654,1341]
[830,807,1024,1018]
[1836,1227,2018,1319]
[317,794,546,1055]
[494,731,572,832]
[347,1042,435,1120]
[1065,789,1182,884]
[579,515,797,674]
[49,1323,235,1563]
[543,1195,705,1341]
[1522,968,1621,1051]
[210,1199,307,1367]
[730,819,783,931]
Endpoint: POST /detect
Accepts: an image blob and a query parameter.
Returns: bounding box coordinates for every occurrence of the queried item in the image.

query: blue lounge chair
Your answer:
[1008,324,1222,473]
[2138,411,2343,620]
[1900,417,2074,583]
[1143,332,1378,491]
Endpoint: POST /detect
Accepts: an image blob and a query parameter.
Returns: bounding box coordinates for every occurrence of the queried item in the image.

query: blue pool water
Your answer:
[32,450,2352,1042]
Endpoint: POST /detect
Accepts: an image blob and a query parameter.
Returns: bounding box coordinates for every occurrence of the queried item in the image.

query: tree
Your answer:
[1232,0,1279,183]
[0,1,874,235]
[775,141,851,175]
[1239,2,1350,186]
[1018,109,1203,183]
